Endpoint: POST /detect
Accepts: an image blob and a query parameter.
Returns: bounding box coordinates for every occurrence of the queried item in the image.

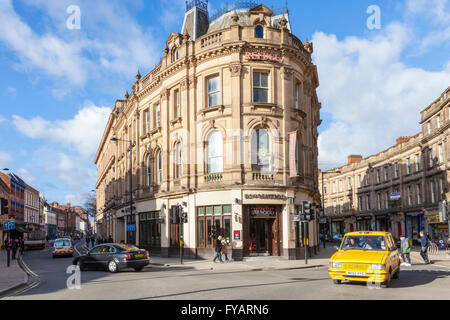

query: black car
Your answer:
[73,243,150,273]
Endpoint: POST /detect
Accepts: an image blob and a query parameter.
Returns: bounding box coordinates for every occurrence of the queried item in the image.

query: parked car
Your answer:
[52,238,73,258]
[328,231,401,288]
[73,243,150,273]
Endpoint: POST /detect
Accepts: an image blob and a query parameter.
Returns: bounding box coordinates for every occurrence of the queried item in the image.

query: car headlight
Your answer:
[331,262,342,268]
[371,264,385,270]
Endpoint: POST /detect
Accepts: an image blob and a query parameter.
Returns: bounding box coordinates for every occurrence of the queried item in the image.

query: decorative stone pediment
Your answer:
[166,32,183,48]
[248,4,273,26]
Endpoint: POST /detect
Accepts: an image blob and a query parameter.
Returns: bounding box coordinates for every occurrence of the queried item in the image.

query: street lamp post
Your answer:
[321,170,341,248]
[111,137,134,244]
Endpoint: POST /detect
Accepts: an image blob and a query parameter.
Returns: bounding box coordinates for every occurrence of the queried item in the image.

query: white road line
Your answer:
[20,258,38,277]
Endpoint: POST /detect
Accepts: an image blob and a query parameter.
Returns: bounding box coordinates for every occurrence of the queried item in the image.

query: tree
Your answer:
[83,191,97,219]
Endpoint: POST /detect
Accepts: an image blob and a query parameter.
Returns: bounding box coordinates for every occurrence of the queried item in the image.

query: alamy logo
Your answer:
[66,265,81,290]
[366,5,381,30]
[66,5,81,30]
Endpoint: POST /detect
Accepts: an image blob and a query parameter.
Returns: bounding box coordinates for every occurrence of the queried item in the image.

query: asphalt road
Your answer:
[2,240,450,300]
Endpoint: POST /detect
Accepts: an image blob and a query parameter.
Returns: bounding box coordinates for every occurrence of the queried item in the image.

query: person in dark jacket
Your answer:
[19,237,25,255]
[108,235,113,243]
[419,231,431,264]
[11,238,18,260]
[213,235,223,263]
[91,236,95,247]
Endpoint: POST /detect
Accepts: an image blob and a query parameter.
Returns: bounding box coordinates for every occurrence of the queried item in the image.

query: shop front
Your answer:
[427,213,449,245]
[405,211,424,246]
[138,210,163,254]
[375,215,390,232]
[356,216,372,231]
[331,219,345,237]
[244,205,282,256]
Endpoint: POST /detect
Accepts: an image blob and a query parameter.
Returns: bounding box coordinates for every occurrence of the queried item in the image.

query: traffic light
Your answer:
[439,201,448,223]
[181,212,188,224]
[302,200,311,221]
[1,198,8,215]
[310,208,315,221]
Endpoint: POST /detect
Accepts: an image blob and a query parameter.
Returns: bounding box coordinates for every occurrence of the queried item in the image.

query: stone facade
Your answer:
[95,4,322,260]
[320,87,450,246]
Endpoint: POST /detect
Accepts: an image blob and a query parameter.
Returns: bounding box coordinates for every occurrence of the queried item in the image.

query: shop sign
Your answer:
[390,192,401,201]
[234,230,241,241]
[245,194,287,201]
[126,224,136,232]
[428,214,440,224]
[245,50,281,63]
[250,207,276,217]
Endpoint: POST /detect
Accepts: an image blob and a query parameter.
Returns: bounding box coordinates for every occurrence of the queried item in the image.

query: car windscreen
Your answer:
[114,244,140,252]
[340,235,387,251]
[54,240,71,247]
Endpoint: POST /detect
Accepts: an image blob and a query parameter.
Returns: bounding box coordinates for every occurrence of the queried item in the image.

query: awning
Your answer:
[15,226,31,233]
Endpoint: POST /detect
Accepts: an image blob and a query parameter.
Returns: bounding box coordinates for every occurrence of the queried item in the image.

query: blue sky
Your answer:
[0,0,449,206]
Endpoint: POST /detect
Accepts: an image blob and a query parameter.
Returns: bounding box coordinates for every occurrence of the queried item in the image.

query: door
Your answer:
[85,246,105,268]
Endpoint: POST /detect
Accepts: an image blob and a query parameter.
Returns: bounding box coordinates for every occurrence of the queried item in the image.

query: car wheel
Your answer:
[381,270,392,288]
[134,266,144,272]
[333,279,342,285]
[108,260,118,273]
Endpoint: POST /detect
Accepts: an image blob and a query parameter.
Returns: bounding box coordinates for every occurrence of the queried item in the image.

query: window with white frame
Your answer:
[332,182,336,193]
[339,200,343,213]
[395,163,399,178]
[408,185,413,206]
[156,149,162,184]
[358,174,362,188]
[174,142,182,179]
[385,192,389,209]
[377,193,382,210]
[407,158,411,174]
[437,114,441,129]
[251,128,271,172]
[339,180,343,192]
[295,81,301,109]
[417,184,421,204]
[416,153,420,171]
[440,177,445,196]
[366,194,371,210]
[207,130,223,174]
[155,103,161,129]
[438,144,443,163]
[146,154,152,186]
[427,122,431,134]
[348,177,352,190]
[358,196,363,211]
[377,169,381,183]
[253,71,269,103]
[207,75,220,108]
[429,148,434,167]
[333,201,337,214]
[431,180,436,203]
[174,89,180,119]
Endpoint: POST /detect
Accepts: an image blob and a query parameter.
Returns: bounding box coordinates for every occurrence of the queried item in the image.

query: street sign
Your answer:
[126,224,136,232]
[292,215,300,222]
[3,221,15,231]
[390,192,401,201]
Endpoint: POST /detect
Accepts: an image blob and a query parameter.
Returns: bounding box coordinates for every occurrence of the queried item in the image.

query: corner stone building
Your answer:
[95,2,322,260]
[320,87,450,246]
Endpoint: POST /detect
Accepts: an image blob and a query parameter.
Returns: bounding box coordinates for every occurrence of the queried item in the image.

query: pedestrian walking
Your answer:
[419,231,431,264]
[5,237,12,267]
[91,236,95,247]
[400,235,411,266]
[213,235,223,263]
[108,235,113,243]
[19,237,25,255]
[11,238,18,260]
[221,236,229,263]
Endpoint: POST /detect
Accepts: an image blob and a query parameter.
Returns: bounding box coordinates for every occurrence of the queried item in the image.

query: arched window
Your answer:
[255,25,264,39]
[172,49,178,62]
[146,154,152,186]
[207,131,223,173]
[156,149,162,185]
[174,142,182,179]
[251,128,270,172]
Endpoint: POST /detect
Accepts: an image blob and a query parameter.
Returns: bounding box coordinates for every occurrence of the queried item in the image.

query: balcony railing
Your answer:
[252,172,274,181]
[204,173,223,183]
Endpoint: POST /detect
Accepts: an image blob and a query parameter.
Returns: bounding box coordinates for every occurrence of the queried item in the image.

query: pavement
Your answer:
[0,249,28,296]
[410,249,450,269]
[146,245,335,272]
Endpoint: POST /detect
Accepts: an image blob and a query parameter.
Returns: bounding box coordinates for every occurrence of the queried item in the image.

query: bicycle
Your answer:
[427,243,439,255]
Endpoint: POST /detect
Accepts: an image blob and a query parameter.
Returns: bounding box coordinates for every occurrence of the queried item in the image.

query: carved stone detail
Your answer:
[282,67,293,80]
[229,62,243,77]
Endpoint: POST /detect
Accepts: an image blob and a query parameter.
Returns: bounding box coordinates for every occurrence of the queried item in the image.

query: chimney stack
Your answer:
[348,155,363,164]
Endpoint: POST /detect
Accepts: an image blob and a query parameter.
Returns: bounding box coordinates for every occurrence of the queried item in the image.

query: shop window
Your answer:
[197,205,232,248]
[139,211,162,246]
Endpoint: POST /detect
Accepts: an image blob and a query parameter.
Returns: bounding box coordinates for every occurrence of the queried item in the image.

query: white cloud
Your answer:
[0,151,12,166]
[0,0,160,89]
[17,168,36,185]
[313,22,450,169]
[0,115,6,124]
[12,102,111,160]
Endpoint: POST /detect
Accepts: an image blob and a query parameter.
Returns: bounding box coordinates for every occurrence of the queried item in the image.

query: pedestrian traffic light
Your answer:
[1,198,8,215]
[439,201,448,223]
[181,212,188,223]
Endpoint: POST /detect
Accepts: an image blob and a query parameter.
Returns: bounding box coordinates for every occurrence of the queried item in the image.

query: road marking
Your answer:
[20,257,39,278]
